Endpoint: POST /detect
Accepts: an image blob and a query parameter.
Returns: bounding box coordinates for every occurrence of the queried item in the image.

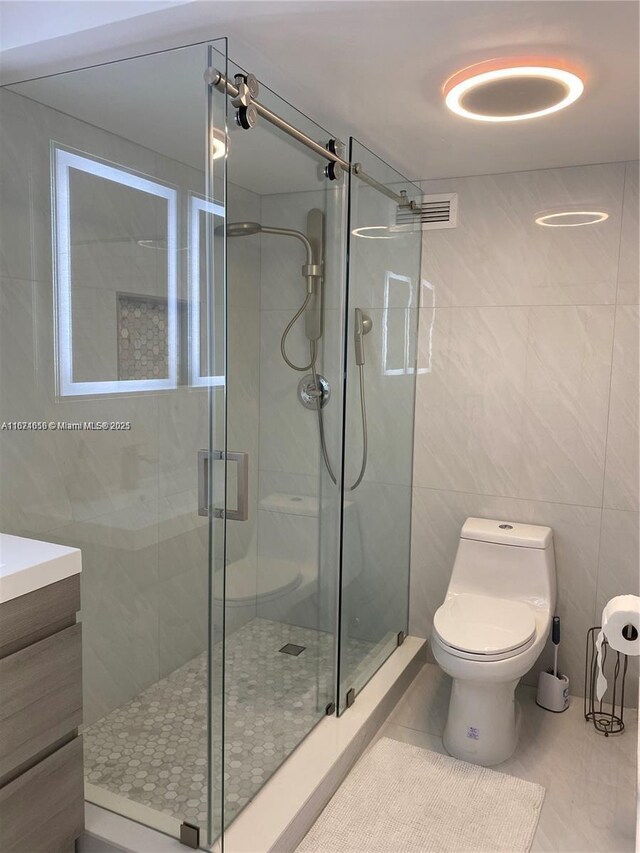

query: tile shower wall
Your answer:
[410,161,639,700]
[0,87,261,723]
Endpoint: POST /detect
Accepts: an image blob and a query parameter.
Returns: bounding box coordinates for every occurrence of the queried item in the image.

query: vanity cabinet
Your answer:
[0,558,83,853]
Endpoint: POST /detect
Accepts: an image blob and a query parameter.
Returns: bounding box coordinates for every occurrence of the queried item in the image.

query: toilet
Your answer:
[431,517,555,766]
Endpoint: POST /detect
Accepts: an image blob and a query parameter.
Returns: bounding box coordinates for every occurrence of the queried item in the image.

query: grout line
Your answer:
[384,719,445,739]
[414,158,634,186]
[593,163,630,618]
[410,483,606,513]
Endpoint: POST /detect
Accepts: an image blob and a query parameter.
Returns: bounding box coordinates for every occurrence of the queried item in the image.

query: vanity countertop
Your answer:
[0,533,81,604]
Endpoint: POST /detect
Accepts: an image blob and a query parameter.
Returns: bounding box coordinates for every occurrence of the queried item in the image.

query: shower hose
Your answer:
[280,296,368,491]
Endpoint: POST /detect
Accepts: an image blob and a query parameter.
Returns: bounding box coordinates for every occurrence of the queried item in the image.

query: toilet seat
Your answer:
[433,593,536,661]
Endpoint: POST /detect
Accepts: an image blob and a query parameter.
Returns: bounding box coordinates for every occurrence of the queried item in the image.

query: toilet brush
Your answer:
[536,616,570,712]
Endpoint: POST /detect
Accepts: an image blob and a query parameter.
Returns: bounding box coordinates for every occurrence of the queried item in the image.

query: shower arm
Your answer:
[258,226,322,371]
[260,226,321,294]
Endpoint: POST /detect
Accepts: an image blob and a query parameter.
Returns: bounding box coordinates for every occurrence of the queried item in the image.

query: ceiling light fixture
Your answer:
[535,210,609,227]
[444,58,584,122]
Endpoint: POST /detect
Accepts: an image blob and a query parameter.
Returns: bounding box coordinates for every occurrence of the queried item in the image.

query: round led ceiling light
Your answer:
[535,210,609,227]
[444,58,584,122]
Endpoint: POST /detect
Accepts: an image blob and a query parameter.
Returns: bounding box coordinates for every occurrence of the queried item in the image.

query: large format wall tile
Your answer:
[603,305,639,511]
[603,305,640,510]
[597,509,640,605]
[258,308,319,476]
[414,305,529,496]
[518,305,615,506]
[0,91,57,284]
[617,162,639,305]
[420,164,625,308]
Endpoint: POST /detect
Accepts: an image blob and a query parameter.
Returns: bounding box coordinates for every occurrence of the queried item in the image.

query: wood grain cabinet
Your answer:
[0,575,84,853]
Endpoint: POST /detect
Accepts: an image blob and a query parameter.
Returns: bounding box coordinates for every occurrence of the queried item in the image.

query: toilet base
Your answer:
[443,677,521,766]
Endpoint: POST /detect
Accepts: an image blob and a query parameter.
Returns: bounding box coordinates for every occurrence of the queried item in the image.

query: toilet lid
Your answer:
[433,593,536,656]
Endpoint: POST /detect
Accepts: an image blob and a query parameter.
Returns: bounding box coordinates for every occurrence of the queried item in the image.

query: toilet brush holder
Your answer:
[536,616,569,712]
[536,669,570,712]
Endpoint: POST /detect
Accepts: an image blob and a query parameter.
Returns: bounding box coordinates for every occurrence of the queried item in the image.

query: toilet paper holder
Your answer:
[584,626,629,736]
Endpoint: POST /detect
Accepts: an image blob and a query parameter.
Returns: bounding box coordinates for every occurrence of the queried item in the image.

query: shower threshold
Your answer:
[83,632,426,852]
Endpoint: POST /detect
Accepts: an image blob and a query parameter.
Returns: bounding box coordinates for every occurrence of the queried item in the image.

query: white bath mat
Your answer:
[296,737,545,853]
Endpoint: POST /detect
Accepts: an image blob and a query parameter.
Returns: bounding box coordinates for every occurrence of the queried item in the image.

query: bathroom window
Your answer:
[52,145,179,396]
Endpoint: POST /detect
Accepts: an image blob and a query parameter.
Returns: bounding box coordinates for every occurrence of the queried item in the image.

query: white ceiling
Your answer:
[1,0,638,182]
[0,1,192,51]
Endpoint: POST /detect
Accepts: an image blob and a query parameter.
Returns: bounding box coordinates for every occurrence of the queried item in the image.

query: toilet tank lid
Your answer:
[461,517,552,549]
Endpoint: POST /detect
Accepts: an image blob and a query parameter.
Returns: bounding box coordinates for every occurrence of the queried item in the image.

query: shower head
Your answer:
[227,221,263,237]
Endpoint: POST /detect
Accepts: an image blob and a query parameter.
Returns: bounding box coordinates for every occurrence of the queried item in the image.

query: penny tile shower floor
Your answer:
[83,618,378,831]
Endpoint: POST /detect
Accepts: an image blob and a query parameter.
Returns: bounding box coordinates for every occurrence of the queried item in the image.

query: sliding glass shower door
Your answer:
[209,47,346,835]
[2,40,228,847]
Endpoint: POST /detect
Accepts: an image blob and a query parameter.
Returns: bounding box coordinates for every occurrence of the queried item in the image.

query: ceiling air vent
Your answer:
[397,192,458,231]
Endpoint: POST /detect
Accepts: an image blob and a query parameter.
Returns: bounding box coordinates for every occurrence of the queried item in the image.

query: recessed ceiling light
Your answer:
[444,58,584,122]
[535,210,609,227]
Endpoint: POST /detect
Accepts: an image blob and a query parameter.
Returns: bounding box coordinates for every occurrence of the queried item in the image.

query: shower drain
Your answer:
[279,643,306,656]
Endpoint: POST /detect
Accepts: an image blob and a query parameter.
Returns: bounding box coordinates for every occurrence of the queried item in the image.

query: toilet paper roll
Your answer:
[601,595,640,656]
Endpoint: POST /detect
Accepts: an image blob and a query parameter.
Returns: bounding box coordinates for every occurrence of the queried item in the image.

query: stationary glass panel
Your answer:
[337,138,422,712]
[1,42,225,846]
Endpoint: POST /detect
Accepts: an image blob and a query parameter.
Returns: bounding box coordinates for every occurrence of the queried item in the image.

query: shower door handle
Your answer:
[198,449,249,521]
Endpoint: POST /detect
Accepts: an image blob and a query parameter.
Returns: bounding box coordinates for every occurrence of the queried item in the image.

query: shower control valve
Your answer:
[298,374,331,410]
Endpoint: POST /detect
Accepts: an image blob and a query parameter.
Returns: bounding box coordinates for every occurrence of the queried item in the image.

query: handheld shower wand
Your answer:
[313,307,372,490]
[354,308,373,366]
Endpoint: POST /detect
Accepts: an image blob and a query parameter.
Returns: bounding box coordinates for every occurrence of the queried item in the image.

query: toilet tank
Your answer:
[448,518,556,611]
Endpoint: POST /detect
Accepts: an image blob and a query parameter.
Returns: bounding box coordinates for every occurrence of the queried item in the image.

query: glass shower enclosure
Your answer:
[0,37,422,847]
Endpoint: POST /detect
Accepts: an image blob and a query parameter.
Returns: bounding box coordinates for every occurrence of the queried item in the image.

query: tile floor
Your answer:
[83,618,378,834]
[369,662,638,853]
